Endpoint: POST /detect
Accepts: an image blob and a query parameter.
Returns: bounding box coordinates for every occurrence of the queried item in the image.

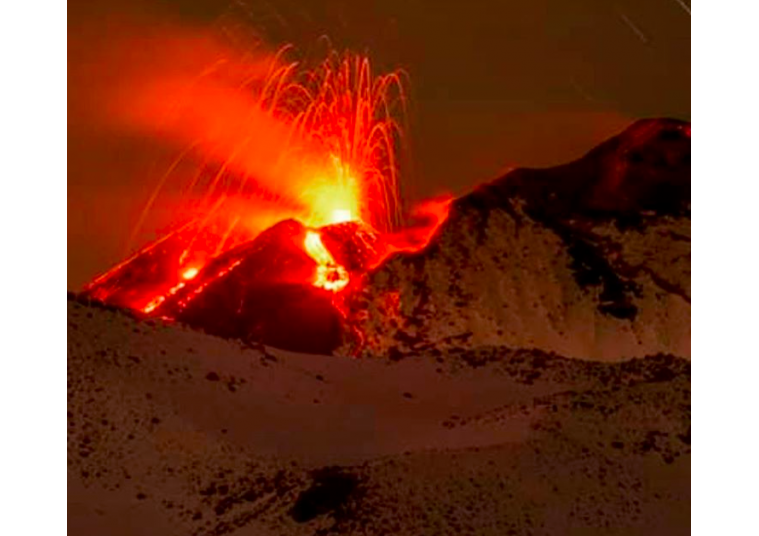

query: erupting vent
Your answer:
[82,44,452,353]
[304,230,350,293]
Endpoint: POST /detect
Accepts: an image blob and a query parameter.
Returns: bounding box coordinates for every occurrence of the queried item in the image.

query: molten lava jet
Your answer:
[304,231,350,293]
[82,43,451,354]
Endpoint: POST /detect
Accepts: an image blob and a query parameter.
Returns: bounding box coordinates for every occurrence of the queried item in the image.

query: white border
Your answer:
[4,0,753,534]
[0,2,67,535]
[692,1,759,534]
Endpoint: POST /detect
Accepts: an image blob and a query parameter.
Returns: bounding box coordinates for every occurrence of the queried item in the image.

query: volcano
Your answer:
[69,119,691,535]
[82,118,690,360]
[147,219,378,354]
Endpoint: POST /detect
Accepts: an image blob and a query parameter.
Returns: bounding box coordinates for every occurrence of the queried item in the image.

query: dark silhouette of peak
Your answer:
[458,117,690,221]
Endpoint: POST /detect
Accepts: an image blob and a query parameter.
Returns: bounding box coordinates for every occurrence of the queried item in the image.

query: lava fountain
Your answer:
[83,39,451,353]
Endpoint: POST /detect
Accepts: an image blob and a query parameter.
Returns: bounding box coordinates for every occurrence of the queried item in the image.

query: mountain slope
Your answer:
[68,119,691,533]
[68,296,690,535]
[345,118,690,361]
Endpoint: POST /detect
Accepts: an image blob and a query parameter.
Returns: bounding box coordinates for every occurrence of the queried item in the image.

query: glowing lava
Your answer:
[182,267,199,280]
[264,52,406,232]
[304,230,350,293]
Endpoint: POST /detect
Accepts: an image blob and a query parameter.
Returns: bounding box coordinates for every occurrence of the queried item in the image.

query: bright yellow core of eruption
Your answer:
[304,230,349,292]
[331,209,353,224]
[303,155,361,228]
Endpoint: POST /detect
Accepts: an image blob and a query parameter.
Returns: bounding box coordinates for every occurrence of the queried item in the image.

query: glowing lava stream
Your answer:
[304,229,350,292]
[141,264,202,314]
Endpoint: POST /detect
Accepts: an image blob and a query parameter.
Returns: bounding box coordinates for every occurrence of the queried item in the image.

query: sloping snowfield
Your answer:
[68,295,689,535]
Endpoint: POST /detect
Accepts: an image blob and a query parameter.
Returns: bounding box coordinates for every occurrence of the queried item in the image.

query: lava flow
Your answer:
[83,42,451,353]
[304,230,350,293]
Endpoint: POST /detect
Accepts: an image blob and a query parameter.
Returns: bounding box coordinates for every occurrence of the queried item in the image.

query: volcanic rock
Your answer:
[152,219,344,354]
[318,221,382,272]
[82,219,253,311]
[345,118,690,361]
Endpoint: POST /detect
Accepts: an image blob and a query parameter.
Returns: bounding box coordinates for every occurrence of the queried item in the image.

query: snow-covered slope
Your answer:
[345,119,690,361]
[68,296,690,535]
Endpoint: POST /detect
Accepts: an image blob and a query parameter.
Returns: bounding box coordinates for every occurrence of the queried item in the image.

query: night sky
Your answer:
[68,0,690,289]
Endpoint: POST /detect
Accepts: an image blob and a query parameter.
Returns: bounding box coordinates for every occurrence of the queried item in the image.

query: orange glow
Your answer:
[383,195,453,259]
[143,281,186,314]
[109,44,407,246]
[304,231,350,292]
[182,267,199,280]
[83,29,454,325]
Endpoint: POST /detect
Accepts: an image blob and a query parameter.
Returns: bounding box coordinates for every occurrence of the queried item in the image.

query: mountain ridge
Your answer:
[343,118,690,360]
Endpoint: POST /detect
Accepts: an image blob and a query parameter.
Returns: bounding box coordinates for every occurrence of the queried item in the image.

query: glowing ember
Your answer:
[304,230,350,292]
[143,281,186,314]
[182,267,199,280]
